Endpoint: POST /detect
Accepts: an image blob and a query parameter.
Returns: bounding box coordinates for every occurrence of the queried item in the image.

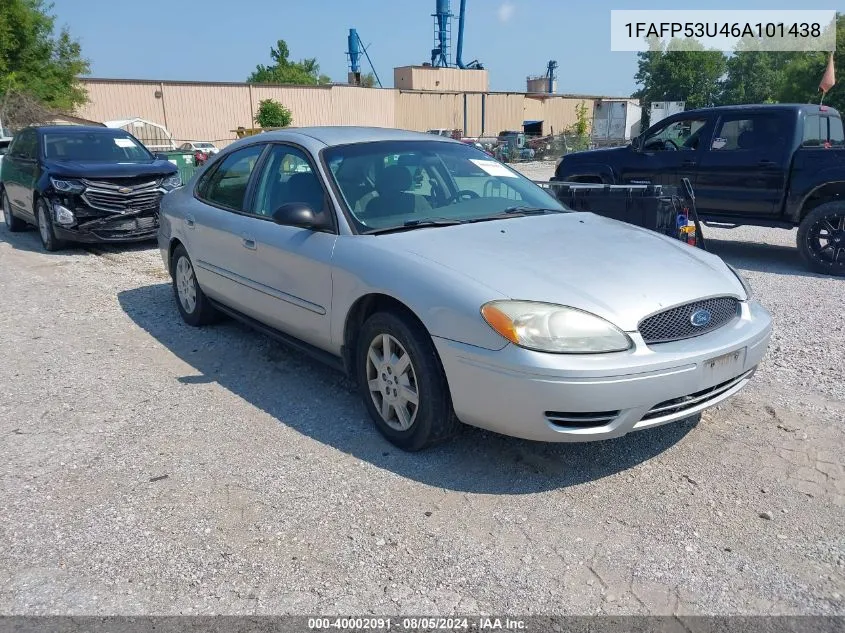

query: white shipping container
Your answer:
[649,101,685,127]
[591,100,642,144]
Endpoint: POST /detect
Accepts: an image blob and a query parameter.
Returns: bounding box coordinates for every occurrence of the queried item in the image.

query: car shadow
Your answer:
[705,235,836,280]
[0,223,156,257]
[118,283,695,494]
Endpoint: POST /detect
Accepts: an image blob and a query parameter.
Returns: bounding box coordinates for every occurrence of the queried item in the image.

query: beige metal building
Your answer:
[393,66,489,92]
[77,76,630,148]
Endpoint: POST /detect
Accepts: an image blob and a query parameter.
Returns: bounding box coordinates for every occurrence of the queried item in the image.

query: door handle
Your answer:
[185,215,195,228]
[241,234,257,250]
[758,160,777,167]
[682,159,696,167]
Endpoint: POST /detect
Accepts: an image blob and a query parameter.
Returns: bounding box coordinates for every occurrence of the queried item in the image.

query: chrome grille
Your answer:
[638,297,740,344]
[81,179,163,214]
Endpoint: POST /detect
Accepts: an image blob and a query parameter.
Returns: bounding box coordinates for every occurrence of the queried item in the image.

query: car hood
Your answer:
[376,213,744,331]
[43,159,178,179]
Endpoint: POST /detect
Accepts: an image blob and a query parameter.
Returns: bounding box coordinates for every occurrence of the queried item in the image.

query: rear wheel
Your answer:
[36,199,64,251]
[356,311,460,451]
[1,190,26,232]
[171,244,219,326]
[797,201,845,277]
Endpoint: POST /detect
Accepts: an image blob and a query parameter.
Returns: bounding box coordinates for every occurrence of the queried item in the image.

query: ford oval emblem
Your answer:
[690,309,712,327]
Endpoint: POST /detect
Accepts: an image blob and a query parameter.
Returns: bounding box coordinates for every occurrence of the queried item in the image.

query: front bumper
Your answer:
[434,300,772,442]
[53,213,159,243]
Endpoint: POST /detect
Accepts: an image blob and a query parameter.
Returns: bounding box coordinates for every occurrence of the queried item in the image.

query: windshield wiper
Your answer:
[465,206,565,223]
[363,218,466,235]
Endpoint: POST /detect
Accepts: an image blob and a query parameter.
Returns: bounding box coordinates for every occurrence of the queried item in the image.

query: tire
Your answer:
[797,201,845,277]
[1,189,26,232]
[356,311,460,451]
[35,198,64,251]
[170,244,219,326]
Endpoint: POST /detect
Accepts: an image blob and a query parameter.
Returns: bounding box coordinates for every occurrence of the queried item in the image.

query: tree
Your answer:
[247,39,331,86]
[360,73,377,88]
[633,38,727,125]
[720,38,796,105]
[0,0,89,115]
[255,98,292,128]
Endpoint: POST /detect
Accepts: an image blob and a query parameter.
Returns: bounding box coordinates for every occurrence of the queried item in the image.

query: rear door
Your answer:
[621,114,709,187]
[694,111,790,218]
[3,129,39,220]
[187,142,268,306]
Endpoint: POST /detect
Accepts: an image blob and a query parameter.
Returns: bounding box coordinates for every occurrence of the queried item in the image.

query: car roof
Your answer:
[33,125,132,134]
[680,104,840,117]
[253,126,460,147]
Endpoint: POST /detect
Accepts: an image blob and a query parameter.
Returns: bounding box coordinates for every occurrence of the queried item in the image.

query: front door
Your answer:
[694,111,790,218]
[622,115,709,189]
[3,129,40,221]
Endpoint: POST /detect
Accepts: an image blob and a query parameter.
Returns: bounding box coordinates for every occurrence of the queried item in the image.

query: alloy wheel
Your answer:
[175,256,197,314]
[2,194,11,226]
[808,212,845,264]
[366,333,419,431]
[37,204,51,244]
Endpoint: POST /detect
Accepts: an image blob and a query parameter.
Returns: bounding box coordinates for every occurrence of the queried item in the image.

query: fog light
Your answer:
[53,203,75,226]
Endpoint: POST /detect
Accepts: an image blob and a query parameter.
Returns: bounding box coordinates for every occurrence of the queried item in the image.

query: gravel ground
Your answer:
[0,166,843,616]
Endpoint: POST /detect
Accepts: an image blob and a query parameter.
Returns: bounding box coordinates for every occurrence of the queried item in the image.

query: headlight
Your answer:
[480,300,633,354]
[50,178,84,194]
[726,264,752,300]
[52,202,75,225]
[162,173,182,191]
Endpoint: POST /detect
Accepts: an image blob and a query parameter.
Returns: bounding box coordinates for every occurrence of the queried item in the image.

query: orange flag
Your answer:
[820,52,836,94]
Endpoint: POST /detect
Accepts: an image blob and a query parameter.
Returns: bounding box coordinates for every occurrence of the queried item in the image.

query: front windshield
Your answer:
[323,140,566,232]
[43,131,153,162]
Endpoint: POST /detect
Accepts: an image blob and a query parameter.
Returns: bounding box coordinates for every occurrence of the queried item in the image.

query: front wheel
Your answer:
[356,311,460,451]
[797,201,845,277]
[170,245,219,326]
[36,199,64,251]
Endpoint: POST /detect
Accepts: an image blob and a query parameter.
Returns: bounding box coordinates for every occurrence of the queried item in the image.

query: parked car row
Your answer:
[1,123,772,452]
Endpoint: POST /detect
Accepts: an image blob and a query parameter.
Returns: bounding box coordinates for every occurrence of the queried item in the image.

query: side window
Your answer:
[251,144,326,218]
[802,114,823,147]
[829,117,844,146]
[196,144,265,211]
[11,130,37,159]
[711,114,783,151]
[643,117,707,151]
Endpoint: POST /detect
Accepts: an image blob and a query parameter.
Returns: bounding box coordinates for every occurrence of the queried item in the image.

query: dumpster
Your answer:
[158,151,200,184]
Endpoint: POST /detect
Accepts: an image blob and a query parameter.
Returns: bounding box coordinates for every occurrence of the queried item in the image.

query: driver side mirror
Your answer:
[272,202,331,231]
[631,135,642,151]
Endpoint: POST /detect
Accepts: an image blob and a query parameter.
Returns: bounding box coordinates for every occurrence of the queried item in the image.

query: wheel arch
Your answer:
[167,237,185,277]
[341,293,433,381]
[797,181,845,221]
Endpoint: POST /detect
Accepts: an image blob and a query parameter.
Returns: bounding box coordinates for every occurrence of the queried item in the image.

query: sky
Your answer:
[49,0,838,97]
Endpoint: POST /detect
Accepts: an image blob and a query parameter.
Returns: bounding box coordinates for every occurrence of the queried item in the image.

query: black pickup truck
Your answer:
[555,104,845,276]
[1,125,181,251]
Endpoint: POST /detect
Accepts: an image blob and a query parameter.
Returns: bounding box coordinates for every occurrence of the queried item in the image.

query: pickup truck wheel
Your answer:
[170,245,219,326]
[356,311,460,451]
[2,190,26,232]
[797,202,845,277]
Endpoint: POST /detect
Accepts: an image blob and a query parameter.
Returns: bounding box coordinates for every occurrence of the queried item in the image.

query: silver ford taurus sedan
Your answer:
[158,127,772,451]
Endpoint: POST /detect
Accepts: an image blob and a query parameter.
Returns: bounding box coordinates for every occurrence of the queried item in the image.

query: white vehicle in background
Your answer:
[178,141,219,155]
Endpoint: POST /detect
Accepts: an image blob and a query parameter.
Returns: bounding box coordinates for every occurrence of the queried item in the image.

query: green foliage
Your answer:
[633,14,845,122]
[247,39,332,86]
[0,0,89,115]
[633,38,727,117]
[360,73,377,88]
[573,100,589,137]
[255,99,292,128]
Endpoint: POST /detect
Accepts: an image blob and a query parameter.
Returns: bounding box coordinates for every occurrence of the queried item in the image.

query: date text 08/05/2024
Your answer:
[624,22,822,39]
[307,617,527,630]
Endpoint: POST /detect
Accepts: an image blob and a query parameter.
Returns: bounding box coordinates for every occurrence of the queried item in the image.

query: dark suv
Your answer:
[0,125,181,251]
